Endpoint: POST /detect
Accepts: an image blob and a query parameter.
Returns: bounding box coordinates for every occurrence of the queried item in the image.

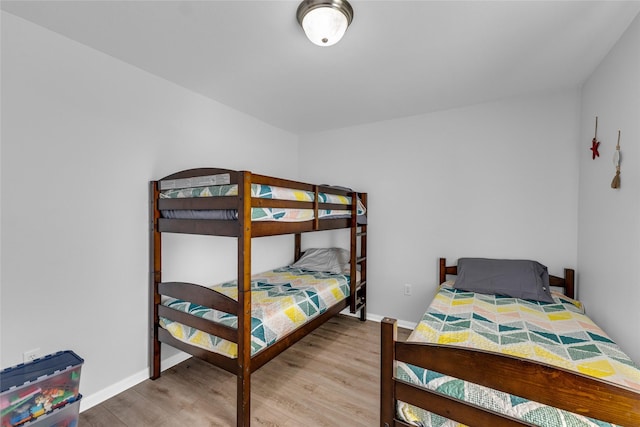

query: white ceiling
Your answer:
[2,1,639,134]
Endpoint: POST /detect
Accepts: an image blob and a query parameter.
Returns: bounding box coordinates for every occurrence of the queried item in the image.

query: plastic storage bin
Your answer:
[1,351,83,427]
[13,395,82,427]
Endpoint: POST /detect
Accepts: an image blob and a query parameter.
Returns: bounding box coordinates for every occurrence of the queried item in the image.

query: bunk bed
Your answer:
[381,258,640,427]
[149,168,367,427]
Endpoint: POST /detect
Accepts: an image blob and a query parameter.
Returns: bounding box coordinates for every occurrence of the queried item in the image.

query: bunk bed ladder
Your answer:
[350,192,367,321]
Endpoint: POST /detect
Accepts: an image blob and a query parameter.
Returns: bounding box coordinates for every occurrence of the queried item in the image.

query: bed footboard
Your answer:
[151,281,241,378]
[380,318,640,427]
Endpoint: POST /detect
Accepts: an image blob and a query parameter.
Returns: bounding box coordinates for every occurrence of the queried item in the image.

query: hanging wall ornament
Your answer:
[590,116,600,159]
[611,130,621,189]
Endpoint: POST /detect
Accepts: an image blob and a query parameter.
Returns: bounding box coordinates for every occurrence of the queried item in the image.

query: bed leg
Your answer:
[237,373,250,427]
[359,304,366,321]
[150,330,160,380]
[380,317,397,427]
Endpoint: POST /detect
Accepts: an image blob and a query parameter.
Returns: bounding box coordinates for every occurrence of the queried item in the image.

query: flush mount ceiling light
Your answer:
[297,0,354,47]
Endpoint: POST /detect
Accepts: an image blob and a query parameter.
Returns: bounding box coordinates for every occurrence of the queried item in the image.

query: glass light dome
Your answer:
[301,7,348,46]
[297,0,354,47]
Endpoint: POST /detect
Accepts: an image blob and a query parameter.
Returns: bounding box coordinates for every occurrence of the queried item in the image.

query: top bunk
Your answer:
[150,168,367,238]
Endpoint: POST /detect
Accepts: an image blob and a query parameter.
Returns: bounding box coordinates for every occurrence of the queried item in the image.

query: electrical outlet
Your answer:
[23,348,40,363]
[404,284,412,296]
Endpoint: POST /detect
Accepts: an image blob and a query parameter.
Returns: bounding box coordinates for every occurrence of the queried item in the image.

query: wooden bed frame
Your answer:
[380,258,640,427]
[149,168,367,427]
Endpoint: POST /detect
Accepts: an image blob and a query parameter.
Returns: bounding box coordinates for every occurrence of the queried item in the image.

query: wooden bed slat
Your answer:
[316,185,352,196]
[318,202,353,211]
[158,218,357,237]
[551,268,575,299]
[250,218,355,237]
[158,305,238,343]
[395,380,535,426]
[159,281,238,315]
[159,218,240,236]
[317,218,352,230]
[160,167,239,183]
[250,173,315,192]
[438,257,459,285]
[250,220,315,237]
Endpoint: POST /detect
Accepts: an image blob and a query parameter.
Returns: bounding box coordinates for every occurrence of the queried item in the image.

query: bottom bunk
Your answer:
[150,248,365,426]
[381,257,640,427]
[159,265,355,364]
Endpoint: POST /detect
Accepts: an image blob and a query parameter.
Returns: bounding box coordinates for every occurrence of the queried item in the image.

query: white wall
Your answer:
[299,90,580,326]
[1,12,298,409]
[578,14,640,364]
[2,5,638,413]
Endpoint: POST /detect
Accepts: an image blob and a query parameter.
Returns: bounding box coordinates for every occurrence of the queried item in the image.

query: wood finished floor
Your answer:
[79,316,411,426]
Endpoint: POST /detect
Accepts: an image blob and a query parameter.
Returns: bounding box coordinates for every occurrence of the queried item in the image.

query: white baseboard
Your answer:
[80,313,415,413]
[79,351,191,413]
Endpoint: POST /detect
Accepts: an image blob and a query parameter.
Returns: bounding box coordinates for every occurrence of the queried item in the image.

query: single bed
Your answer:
[150,168,368,427]
[380,257,640,427]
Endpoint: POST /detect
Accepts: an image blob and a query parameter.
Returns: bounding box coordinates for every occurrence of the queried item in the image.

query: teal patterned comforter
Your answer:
[160,183,366,222]
[160,267,350,358]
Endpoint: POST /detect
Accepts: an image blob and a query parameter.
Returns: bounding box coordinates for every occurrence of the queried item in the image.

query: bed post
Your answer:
[439,258,458,284]
[439,258,447,284]
[149,181,161,379]
[294,233,302,262]
[237,171,252,427]
[380,317,397,427]
[565,268,575,300]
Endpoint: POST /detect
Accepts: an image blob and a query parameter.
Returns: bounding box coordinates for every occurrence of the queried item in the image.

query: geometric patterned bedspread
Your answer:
[160,183,366,222]
[160,267,350,358]
[397,282,640,427]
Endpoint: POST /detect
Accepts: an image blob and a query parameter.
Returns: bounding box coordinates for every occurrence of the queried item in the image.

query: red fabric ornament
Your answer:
[591,116,600,160]
[591,138,600,159]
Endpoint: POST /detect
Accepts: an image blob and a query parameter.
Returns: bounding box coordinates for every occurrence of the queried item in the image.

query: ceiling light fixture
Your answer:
[296,0,354,47]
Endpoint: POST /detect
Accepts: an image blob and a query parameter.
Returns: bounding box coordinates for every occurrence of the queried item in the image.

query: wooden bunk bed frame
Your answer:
[380,258,640,427]
[149,168,367,427]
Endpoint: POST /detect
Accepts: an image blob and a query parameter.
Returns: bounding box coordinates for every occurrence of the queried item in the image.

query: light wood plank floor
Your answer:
[79,315,411,426]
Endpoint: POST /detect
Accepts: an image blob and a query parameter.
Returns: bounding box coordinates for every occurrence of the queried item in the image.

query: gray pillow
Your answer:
[291,248,349,274]
[453,258,554,303]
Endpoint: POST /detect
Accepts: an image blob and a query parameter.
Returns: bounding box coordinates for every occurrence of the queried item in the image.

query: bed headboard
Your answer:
[439,257,575,300]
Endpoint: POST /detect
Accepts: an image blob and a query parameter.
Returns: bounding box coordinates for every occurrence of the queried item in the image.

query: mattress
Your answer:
[397,282,640,427]
[159,267,351,358]
[159,182,367,223]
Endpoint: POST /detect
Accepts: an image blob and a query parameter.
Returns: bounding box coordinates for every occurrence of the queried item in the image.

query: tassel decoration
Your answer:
[611,130,621,189]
